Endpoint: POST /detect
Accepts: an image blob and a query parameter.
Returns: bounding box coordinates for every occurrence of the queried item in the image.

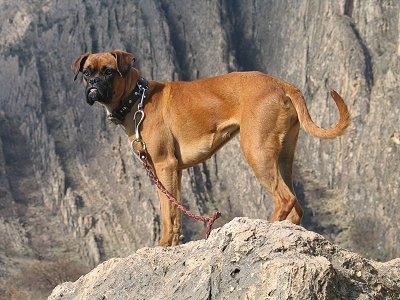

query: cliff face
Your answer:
[0,0,399,298]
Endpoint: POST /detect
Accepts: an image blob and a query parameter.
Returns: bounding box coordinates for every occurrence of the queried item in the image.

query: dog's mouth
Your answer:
[85,85,104,105]
[85,80,113,106]
[86,88,98,105]
[87,87,98,98]
[88,87,98,96]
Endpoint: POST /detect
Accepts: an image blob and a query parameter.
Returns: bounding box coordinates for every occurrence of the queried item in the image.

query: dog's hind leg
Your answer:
[278,122,303,224]
[240,130,299,224]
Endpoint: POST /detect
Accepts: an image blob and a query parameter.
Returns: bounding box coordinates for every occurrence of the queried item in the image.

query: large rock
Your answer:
[48,218,400,299]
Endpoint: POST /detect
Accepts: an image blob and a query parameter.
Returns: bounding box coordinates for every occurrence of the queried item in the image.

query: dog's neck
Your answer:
[107,76,148,125]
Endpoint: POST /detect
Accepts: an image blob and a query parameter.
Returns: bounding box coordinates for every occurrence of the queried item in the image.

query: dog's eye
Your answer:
[83,69,90,77]
[104,68,114,76]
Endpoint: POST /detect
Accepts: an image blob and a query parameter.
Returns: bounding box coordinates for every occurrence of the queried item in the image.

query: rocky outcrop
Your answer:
[0,0,399,298]
[48,218,400,299]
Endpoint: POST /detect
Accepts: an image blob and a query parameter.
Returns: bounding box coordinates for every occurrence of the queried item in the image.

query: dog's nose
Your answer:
[89,77,100,85]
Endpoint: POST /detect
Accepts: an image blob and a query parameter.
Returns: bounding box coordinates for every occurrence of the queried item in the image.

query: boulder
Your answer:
[49,218,400,299]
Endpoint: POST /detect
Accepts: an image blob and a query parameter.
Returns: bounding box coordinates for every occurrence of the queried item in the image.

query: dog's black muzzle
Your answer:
[85,85,98,105]
[85,77,112,105]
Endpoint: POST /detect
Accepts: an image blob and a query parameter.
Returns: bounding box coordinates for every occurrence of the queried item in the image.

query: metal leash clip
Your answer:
[132,108,146,154]
[131,78,149,157]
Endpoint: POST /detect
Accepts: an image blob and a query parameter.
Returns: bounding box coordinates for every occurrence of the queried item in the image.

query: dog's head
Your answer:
[72,50,136,106]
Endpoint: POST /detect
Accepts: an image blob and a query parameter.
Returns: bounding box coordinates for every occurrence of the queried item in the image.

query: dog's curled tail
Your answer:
[291,89,350,139]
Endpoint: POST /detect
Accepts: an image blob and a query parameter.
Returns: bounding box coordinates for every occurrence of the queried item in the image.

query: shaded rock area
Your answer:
[0,0,399,298]
[48,218,400,300]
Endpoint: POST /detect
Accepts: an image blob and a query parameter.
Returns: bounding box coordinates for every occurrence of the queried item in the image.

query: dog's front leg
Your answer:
[153,160,183,246]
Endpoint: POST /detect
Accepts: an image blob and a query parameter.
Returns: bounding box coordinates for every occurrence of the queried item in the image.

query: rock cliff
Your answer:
[48,218,400,300]
[0,0,399,298]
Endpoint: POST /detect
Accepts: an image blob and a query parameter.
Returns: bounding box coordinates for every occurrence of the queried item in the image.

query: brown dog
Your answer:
[72,50,350,246]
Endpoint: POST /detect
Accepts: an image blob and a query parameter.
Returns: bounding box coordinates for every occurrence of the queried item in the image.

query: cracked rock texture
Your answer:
[0,0,399,298]
[48,218,400,300]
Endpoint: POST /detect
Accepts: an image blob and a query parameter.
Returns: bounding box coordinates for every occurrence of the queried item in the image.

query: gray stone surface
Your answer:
[48,218,400,300]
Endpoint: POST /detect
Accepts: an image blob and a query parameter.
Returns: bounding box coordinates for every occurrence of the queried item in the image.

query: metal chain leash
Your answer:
[136,149,221,238]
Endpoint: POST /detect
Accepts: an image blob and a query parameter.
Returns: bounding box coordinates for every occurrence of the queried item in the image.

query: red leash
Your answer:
[137,149,221,238]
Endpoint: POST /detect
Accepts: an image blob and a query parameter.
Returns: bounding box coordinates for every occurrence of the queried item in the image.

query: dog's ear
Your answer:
[110,50,136,77]
[72,52,91,81]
